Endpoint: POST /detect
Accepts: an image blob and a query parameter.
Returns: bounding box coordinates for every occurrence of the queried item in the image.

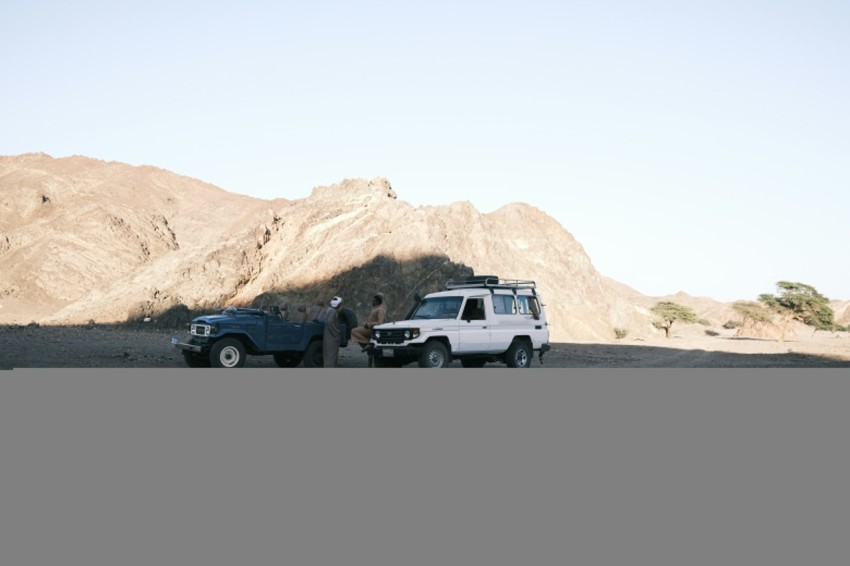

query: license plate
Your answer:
[382,349,394,357]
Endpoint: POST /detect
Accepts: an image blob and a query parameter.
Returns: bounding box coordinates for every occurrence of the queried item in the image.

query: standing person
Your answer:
[323,296,343,368]
[290,304,308,322]
[306,300,324,322]
[350,293,387,351]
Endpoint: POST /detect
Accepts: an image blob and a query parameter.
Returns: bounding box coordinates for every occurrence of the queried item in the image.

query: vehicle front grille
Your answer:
[374,329,408,344]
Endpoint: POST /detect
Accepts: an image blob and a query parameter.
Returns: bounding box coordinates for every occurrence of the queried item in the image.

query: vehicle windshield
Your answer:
[411,296,462,320]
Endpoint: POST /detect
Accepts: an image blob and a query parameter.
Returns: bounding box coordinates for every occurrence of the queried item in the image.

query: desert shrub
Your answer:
[705,329,720,337]
[698,318,711,326]
[723,320,741,329]
[614,328,628,339]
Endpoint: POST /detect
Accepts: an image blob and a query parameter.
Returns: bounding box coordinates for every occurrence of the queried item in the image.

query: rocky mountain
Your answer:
[1,153,844,341]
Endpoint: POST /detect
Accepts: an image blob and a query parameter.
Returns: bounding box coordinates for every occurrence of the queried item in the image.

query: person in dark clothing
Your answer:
[323,296,343,368]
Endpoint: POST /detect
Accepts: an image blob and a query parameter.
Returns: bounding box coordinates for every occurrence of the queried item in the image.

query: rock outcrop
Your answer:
[4,153,842,341]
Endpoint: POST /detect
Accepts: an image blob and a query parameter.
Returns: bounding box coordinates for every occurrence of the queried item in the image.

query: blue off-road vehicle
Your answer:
[172,306,357,368]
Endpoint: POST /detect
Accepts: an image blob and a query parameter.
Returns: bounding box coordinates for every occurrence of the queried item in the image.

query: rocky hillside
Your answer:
[2,153,844,341]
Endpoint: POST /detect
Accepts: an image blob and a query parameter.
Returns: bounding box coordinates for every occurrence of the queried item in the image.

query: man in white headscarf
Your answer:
[323,296,343,367]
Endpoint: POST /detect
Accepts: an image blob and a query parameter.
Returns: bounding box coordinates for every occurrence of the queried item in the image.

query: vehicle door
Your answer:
[265,315,305,351]
[457,296,490,353]
[489,292,520,352]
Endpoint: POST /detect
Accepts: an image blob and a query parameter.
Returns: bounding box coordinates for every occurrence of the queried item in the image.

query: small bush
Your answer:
[705,329,720,337]
[723,320,741,330]
[698,318,711,326]
[614,328,628,339]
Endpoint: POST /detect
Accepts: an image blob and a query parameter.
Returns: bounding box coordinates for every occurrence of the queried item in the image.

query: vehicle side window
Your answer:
[492,295,516,315]
[517,296,541,318]
[461,298,486,320]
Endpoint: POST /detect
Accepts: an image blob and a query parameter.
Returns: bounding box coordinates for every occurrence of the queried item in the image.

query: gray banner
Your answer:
[1,368,848,566]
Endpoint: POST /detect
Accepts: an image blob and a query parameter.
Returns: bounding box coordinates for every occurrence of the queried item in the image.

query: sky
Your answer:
[2,1,848,301]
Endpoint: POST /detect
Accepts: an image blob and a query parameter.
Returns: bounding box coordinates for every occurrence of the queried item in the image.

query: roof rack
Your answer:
[445,276,537,290]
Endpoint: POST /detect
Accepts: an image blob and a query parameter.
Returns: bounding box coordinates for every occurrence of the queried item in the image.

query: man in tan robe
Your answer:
[350,294,387,351]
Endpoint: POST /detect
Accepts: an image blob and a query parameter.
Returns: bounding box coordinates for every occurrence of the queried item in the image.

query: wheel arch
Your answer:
[216,331,259,353]
[423,336,452,356]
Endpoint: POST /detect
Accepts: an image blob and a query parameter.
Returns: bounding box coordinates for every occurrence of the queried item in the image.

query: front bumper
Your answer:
[172,335,203,353]
[373,345,421,359]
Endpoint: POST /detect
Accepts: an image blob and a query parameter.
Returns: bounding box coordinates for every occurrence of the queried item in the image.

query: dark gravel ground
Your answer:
[2,325,849,369]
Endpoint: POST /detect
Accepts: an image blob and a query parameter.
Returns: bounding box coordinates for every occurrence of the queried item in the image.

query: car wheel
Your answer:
[302,340,324,368]
[182,350,211,368]
[417,341,449,368]
[505,340,532,368]
[460,358,486,368]
[210,338,247,368]
[274,352,301,368]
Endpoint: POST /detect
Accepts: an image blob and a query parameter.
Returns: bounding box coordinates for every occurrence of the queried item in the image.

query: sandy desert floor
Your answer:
[2,324,849,369]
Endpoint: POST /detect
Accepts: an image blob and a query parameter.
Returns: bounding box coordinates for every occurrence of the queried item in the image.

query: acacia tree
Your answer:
[732,300,774,327]
[757,281,835,341]
[651,301,699,338]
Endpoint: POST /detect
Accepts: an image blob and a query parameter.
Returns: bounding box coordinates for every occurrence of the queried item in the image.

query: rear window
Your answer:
[517,295,541,318]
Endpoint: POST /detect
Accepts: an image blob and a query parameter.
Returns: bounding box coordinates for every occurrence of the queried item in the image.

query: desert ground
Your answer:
[2,324,848,369]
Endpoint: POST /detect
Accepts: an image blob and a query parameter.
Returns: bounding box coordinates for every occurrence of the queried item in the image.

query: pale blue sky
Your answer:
[2,1,848,301]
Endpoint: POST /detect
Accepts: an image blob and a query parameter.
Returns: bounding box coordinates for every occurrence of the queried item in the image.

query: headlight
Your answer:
[403,330,411,339]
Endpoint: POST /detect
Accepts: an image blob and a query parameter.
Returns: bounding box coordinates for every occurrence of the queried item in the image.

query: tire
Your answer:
[417,341,450,368]
[302,340,324,368]
[274,352,301,368]
[209,338,247,368]
[182,350,210,368]
[505,340,532,368]
[460,358,487,368]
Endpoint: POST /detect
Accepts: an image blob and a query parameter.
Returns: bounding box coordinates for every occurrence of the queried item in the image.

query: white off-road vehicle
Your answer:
[370,276,551,368]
